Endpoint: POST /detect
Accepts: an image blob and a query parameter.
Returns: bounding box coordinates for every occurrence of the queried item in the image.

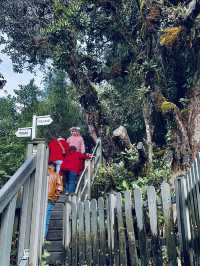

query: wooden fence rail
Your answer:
[0,140,48,266]
[64,182,179,266]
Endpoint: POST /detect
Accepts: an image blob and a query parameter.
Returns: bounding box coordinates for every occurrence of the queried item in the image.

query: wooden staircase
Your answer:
[45,139,102,265]
[46,195,66,265]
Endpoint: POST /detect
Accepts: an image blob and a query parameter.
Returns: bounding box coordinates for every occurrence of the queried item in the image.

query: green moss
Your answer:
[161,101,176,113]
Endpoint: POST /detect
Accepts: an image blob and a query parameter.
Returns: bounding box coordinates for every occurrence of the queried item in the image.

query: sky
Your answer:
[0,51,44,97]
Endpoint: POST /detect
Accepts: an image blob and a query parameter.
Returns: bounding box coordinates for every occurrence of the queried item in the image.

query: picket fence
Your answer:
[175,152,200,266]
[63,183,178,266]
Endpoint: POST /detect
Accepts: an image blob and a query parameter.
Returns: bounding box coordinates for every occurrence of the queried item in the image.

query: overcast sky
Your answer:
[0,51,44,97]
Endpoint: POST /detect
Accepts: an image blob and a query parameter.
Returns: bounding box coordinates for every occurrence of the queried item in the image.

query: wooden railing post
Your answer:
[18,143,34,265]
[85,160,92,200]
[98,138,103,165]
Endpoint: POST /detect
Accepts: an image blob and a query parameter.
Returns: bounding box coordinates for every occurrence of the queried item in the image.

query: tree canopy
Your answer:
[1,0,200,180]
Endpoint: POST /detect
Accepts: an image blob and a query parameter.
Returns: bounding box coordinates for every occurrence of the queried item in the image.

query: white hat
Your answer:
[70,127,80,131]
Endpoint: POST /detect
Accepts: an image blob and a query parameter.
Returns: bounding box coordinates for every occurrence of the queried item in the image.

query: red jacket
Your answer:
[48,138,69,162]
[60,151,91,175]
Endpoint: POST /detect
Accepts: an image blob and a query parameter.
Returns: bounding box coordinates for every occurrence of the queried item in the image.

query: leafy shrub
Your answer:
[92,147,171,197]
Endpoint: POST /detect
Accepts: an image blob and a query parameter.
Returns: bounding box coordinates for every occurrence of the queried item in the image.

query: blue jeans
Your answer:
[45,201,55,238]
[64,171,77,193]
[55,160,63,173]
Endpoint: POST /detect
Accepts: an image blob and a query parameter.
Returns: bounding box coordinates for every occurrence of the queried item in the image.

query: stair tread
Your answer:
[46,251,64,265]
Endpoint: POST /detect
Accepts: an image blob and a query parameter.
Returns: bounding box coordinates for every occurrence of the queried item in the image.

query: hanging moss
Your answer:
[160,26,182,46]
[161,101,177,113]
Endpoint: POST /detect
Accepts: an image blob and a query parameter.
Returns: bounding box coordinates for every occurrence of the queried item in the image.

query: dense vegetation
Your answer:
[1,0,200,190]
[0,70,83,186]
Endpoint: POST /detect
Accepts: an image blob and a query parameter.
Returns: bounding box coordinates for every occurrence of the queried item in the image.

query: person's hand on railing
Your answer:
[87,154,95,159]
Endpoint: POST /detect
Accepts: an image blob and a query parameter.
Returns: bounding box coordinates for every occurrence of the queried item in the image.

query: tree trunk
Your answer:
[63,48,117,159]
[143,98,153,164]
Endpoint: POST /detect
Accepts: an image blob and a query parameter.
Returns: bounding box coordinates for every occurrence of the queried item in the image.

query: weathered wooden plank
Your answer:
[50,211,63,220]
[78,201,85,265]
[175,177,191,265]
[0,195,17,266]
[98,197,106,266]
[190,165,200,262]
[133,188,148,266]
[106,197,111,265]
[46,251,64,265]
[116,193,127,266]
[186,170,198,260]
[47,230,63,241]
[63,200,72,266]
[18,144,34,264]
[84,200,92,266]
[91,199,99,265]
[192,160,200,249]
[29,143,47,266]
[193,153,200,264]
[71,195,78,266]
[45,241,63,252]
[18,172,35,264]
[161,182,177,266]
[49,219,63,230]
[39,146,49,258]
[113,209,120,266]
[194,154,200,264]
[147,186,163,266]
[124,191,139,266]
[107,194,116,266]
[64,201,72,266]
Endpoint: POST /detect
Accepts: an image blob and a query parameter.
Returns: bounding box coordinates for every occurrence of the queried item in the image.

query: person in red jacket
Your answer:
[48,136,70,173]
[60,146,93,193]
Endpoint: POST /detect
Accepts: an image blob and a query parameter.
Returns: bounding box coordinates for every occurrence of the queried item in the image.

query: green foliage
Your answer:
[40,247,50,266]
[0,96,25,187]
[0,69,83,187]
[161,101,177,113]
[93,148,171,196]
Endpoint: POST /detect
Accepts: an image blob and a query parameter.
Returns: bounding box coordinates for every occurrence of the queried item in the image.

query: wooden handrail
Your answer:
[0,156,36,214]
[75,138,102,201]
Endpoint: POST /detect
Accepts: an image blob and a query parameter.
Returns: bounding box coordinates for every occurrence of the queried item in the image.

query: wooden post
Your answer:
[18,143,34,264]
[85,160,91,200]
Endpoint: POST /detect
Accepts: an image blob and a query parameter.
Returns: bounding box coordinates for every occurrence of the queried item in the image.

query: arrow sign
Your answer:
[15,127,32,138]
[36,115,53,126]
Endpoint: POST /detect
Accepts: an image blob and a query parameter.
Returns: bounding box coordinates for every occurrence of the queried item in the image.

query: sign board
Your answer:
[15,127,32,138]
[36,115,53,126]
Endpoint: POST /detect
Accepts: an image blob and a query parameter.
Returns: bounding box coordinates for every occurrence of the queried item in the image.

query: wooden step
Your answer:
[46,195,65,265]
[47,230,63,241]
[45,240,64,252]
[51,211,63,220]
[57,194,68,203]
[49,219,63,230]
[46,251,64,265]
